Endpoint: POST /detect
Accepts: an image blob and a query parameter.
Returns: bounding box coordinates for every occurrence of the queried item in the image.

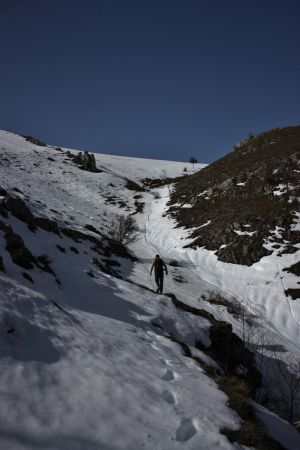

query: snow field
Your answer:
[0,130,300,449]
[131,186,300,358]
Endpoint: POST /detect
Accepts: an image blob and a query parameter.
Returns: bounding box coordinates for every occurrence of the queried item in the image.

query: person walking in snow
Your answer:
[150,254,168,294]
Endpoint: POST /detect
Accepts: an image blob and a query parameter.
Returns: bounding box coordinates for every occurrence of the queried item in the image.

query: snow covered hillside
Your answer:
[0,130,300,450]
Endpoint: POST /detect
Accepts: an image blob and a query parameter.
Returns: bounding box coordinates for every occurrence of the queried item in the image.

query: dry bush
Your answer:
[107,215,140,246]
[217,376,253,419]
[219,376,285,449]
[271,354,300,423]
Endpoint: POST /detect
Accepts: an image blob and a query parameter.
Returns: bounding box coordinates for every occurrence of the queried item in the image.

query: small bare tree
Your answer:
[108,215,140,246]
[273,354,300,423]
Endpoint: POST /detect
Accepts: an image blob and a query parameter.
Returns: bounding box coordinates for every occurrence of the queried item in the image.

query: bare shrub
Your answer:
[107,215,140,246]
[272,354,300,423]
[153,191,161,200]
[203,291,243,318]
[219,376,285,449]
[218,376,253,418]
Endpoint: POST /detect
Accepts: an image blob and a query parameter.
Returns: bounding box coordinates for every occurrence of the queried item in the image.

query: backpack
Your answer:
[153,258,164,273]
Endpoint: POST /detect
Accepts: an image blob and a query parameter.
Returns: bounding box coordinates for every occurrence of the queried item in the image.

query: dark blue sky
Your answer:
[1,0,299,163]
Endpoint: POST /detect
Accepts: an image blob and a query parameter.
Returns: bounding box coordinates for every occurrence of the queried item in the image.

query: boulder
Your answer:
[35,217,60,235]
[5,230,36,269]
[209,321,262,390]
[4,196,36,230]
[72,151,100,172]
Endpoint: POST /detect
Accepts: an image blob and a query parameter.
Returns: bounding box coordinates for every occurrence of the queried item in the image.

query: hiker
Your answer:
[150,254,168,294]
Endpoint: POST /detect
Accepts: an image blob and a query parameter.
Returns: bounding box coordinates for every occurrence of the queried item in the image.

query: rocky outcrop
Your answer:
[166,292,262,391]
[0,254,4,272]
[3,195,36,231]
[66,150,100,173]
[0,222,36,269]
[23,135,46,146]
[0,189,136,276]
[35,217,60,235]
[283,261,300,276]
[217,237,271,265]
[0,187,8,218]
[125,179,145,192]
[208,321,262,390]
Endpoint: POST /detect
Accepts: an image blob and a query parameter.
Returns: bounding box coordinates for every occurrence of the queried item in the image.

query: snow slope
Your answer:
[132,188,300,354]
[0,130,299,449]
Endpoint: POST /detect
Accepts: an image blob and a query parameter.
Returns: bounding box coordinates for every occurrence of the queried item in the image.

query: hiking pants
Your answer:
[155,271,164,293]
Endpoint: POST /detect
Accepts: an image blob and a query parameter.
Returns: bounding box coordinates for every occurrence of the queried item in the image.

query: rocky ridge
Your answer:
[168,126,300,269]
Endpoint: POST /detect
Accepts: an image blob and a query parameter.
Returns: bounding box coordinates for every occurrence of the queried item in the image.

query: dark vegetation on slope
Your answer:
[160,292,284,450]
[219,377,285,450]
[125,179,145,192]
[168,126,300,266]
[164,292,261,390]
[283,262,300,299]
[23,135,47,147]
[142,173,189,189]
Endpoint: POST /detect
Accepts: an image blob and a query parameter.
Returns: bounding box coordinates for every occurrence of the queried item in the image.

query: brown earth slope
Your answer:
[168,126,300,266]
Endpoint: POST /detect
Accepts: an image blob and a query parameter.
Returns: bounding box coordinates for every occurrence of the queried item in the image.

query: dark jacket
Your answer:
[150,257,168,276]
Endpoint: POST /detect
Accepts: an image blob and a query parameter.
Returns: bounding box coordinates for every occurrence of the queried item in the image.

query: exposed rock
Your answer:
[5,228,36,269]
[141,173,188,189]
[84,224,101,235]
[4,195,36,230]
[102,258,121,267]
[285,288,300,300]
[35,217,60,235]
[0,202,8,218]
[208,321,262,391]
[0,220,38,270]
[166,292,261,391]
[22,272,34,283]
[67,150,100,173]
[278,245,298,256]
[125,179,145,192]
[0,221,11,234]
[56,245,66,253]
[283,261,300,276]
[22,135,46,146]
[36,254,56,275]
[92,256,120,278]
[61,227,103,249]
[169,125,300,265]
[217,237,271,266]
[0,254,4,272]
